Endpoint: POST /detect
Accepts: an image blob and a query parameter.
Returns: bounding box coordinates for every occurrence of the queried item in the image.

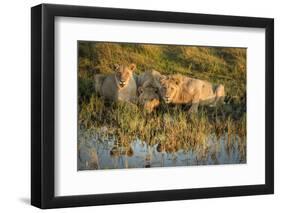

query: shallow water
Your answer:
[78,132,246,170]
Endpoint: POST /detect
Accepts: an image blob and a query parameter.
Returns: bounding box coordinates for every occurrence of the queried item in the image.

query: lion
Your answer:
[138,85,161,113]
[160,74,225,113]
[137,70,164,112]
[99,64,137,102]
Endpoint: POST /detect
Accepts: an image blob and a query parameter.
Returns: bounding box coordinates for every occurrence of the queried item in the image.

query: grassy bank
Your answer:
[78,42,246,103]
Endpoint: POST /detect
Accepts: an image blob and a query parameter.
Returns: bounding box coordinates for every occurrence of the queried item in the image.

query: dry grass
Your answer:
[79,94,246,152]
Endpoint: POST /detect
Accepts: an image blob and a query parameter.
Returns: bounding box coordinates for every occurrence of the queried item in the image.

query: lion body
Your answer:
[94,74,107,96]
[137,69,163,89]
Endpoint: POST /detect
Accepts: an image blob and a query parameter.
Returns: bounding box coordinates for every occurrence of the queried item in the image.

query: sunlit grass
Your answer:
[79,94,246,151]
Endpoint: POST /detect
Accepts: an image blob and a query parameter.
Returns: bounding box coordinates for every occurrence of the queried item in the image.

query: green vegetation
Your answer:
[78,42,246,103]
[78,42,246,168]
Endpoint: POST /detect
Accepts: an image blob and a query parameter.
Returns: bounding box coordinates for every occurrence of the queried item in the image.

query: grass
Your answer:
[77,42,247,168]
[79,94,246,151]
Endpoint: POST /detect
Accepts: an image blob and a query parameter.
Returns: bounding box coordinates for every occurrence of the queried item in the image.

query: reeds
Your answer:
[79,94,246,152]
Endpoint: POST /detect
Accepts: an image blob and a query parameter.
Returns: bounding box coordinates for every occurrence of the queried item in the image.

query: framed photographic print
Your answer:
[31,3,274,209]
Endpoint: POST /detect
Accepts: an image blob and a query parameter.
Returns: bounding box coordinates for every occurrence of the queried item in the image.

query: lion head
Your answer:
[114,63,136,89]
[160,75,181,103]
[138,85,160,113]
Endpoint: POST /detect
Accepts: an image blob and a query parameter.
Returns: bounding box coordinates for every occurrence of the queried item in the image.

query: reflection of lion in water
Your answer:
[160,74,225,113]
[94,64,137,102]
[137,70,163,113]
[109,145,134,157]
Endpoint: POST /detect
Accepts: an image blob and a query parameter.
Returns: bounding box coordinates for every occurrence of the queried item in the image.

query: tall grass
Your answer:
[79,94,246,153]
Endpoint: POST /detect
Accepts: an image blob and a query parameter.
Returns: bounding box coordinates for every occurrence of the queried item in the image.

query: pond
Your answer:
[78,132,246,170]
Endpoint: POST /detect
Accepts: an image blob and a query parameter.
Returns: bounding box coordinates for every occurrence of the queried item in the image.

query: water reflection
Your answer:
[78,132,246,170]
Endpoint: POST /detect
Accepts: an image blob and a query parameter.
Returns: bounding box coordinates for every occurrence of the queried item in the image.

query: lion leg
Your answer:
[188,93,200,114]
[214,84,225,105]
[188,103,199,114]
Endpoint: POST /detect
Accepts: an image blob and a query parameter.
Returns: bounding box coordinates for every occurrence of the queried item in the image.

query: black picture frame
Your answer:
[31,3,274,209]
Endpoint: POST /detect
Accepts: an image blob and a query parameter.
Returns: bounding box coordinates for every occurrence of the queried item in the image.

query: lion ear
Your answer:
[138,86,143,94]
[129,63,136,71]
[160,76,166,84]
[114,64,120,71]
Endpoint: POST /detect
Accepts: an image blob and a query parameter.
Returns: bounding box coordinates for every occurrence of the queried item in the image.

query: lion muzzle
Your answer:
[164,97,171,103]
[119,80,126,87]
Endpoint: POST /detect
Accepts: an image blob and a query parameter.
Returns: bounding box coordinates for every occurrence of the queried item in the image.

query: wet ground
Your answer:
[78,132,246,170]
